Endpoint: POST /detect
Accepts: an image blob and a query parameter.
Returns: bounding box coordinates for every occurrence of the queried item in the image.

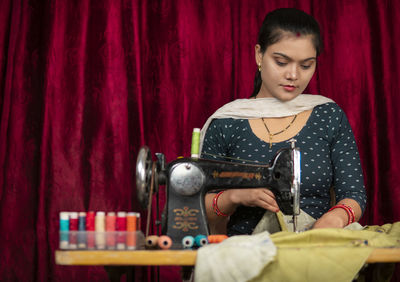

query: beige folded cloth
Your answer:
[194,231,277,282]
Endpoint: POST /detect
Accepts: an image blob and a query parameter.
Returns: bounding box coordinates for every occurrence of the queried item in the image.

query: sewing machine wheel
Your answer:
[136,146,153,209]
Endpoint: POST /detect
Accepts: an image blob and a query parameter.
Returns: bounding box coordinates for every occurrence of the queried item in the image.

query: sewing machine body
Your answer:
[136,143,300,249]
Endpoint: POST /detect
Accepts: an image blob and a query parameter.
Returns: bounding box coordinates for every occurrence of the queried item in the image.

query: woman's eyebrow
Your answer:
[273,52,316,62]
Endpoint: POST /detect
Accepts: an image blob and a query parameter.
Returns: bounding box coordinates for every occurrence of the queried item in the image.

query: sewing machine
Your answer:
[136,140,300,249]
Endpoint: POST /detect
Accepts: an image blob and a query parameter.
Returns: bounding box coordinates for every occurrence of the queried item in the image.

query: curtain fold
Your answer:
[0,0,399,281]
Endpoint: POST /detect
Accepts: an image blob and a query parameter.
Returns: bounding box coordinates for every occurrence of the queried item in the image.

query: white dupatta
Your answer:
[199,94,334,152]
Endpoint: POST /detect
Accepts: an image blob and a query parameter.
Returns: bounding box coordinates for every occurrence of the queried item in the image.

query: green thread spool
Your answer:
[191,128,200,158]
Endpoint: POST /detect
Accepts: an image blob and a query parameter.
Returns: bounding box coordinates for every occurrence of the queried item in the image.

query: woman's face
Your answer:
[255,33,317,101]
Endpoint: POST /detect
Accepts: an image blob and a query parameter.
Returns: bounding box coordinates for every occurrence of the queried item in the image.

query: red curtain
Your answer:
[1,0,399,281]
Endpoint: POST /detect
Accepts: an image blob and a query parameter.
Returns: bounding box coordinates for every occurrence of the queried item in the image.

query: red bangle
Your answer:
[212,191,230,217]
[328,204,355,225]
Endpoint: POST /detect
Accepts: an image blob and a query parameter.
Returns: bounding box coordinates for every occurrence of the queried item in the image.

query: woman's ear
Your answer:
[255,44,262,65]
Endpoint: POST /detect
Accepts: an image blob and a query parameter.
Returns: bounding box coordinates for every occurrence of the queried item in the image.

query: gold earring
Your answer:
[258,63,261,72]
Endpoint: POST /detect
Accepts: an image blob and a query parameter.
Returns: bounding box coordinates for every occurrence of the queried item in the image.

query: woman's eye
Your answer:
[301,65,311,70]
[276,61,287,66]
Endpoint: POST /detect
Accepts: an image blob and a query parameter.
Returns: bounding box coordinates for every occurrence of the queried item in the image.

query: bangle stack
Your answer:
[212,191,230,217]
[328,204,355,225]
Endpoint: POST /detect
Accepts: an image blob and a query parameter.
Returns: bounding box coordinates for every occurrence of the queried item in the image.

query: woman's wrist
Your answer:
[223,190,241,207]
[214,190,239,216]
[326,207,349,227]
[313,202,360,229]
[328,204,355,226]
[313,208,347,229]
[212,191,229,216]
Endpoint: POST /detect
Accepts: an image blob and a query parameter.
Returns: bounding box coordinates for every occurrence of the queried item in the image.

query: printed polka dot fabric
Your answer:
[201,102,367,236]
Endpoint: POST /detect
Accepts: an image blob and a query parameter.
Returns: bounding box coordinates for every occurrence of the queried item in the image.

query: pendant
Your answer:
[269,134,273,148]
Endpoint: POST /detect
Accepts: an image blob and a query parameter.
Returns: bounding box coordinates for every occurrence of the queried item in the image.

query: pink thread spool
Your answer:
[106,212,116,249]
[158,235,172,250]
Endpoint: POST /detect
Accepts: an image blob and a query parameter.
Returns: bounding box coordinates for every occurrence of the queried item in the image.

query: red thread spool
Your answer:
[86,212,95,230]
[69,213,79,230]
[69,212,79,249]
[86,211,95,249]
[116,212,127,230]
[116,212,127,250]
[158,235,172,250]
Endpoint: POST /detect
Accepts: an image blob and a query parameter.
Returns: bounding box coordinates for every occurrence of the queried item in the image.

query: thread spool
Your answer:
[69,212,79,249]
[116,211,127,250]
[145,235,159,249]
[95,211,106,249]
[126,212,137,250]
[135,212,141,230]
[106,212,116,249]
[158,235,172,250]
[191,128,201,158]
[59,212,69,249]
[182,236,195,249]
[208,235,228,244]
[194,234,208,247]
[77,212,87,249]
[86,211,95,249]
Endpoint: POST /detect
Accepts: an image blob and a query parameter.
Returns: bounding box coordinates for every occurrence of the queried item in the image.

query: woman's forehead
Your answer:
[267,34,317,59]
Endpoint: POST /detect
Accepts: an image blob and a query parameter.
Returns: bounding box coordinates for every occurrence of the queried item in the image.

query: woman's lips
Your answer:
[282,85,296,92]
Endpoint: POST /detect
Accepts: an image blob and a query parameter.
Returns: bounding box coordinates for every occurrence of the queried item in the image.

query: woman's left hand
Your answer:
[312,208,347,229]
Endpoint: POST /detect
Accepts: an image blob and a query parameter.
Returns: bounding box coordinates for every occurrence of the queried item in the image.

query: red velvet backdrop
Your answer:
[1,0,399,281]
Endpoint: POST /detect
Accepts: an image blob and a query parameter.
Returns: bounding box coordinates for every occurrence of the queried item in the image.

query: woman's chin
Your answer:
[276,92,301,102]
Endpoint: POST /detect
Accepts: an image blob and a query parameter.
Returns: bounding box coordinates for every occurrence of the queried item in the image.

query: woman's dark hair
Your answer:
[251,8,322,97]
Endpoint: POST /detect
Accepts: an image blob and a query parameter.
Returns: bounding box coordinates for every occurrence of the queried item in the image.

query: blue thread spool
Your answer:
[59,212,69,249]
[194,234,208,247]
[182,236,195,249]
[78,212,87,249]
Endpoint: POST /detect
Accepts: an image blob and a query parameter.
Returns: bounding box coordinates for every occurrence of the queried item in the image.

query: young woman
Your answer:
[200,8,367,236]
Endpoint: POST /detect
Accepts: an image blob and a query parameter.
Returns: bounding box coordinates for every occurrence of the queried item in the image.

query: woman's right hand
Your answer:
[225,188,280,213]
[205,188,279,234]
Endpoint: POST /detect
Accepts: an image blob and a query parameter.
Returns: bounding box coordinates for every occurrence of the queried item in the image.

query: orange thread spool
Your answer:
[126,212,137,250]
[207,235,228,244]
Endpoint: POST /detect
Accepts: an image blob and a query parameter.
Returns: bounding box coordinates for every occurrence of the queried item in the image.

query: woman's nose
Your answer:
[285,65,298,81]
